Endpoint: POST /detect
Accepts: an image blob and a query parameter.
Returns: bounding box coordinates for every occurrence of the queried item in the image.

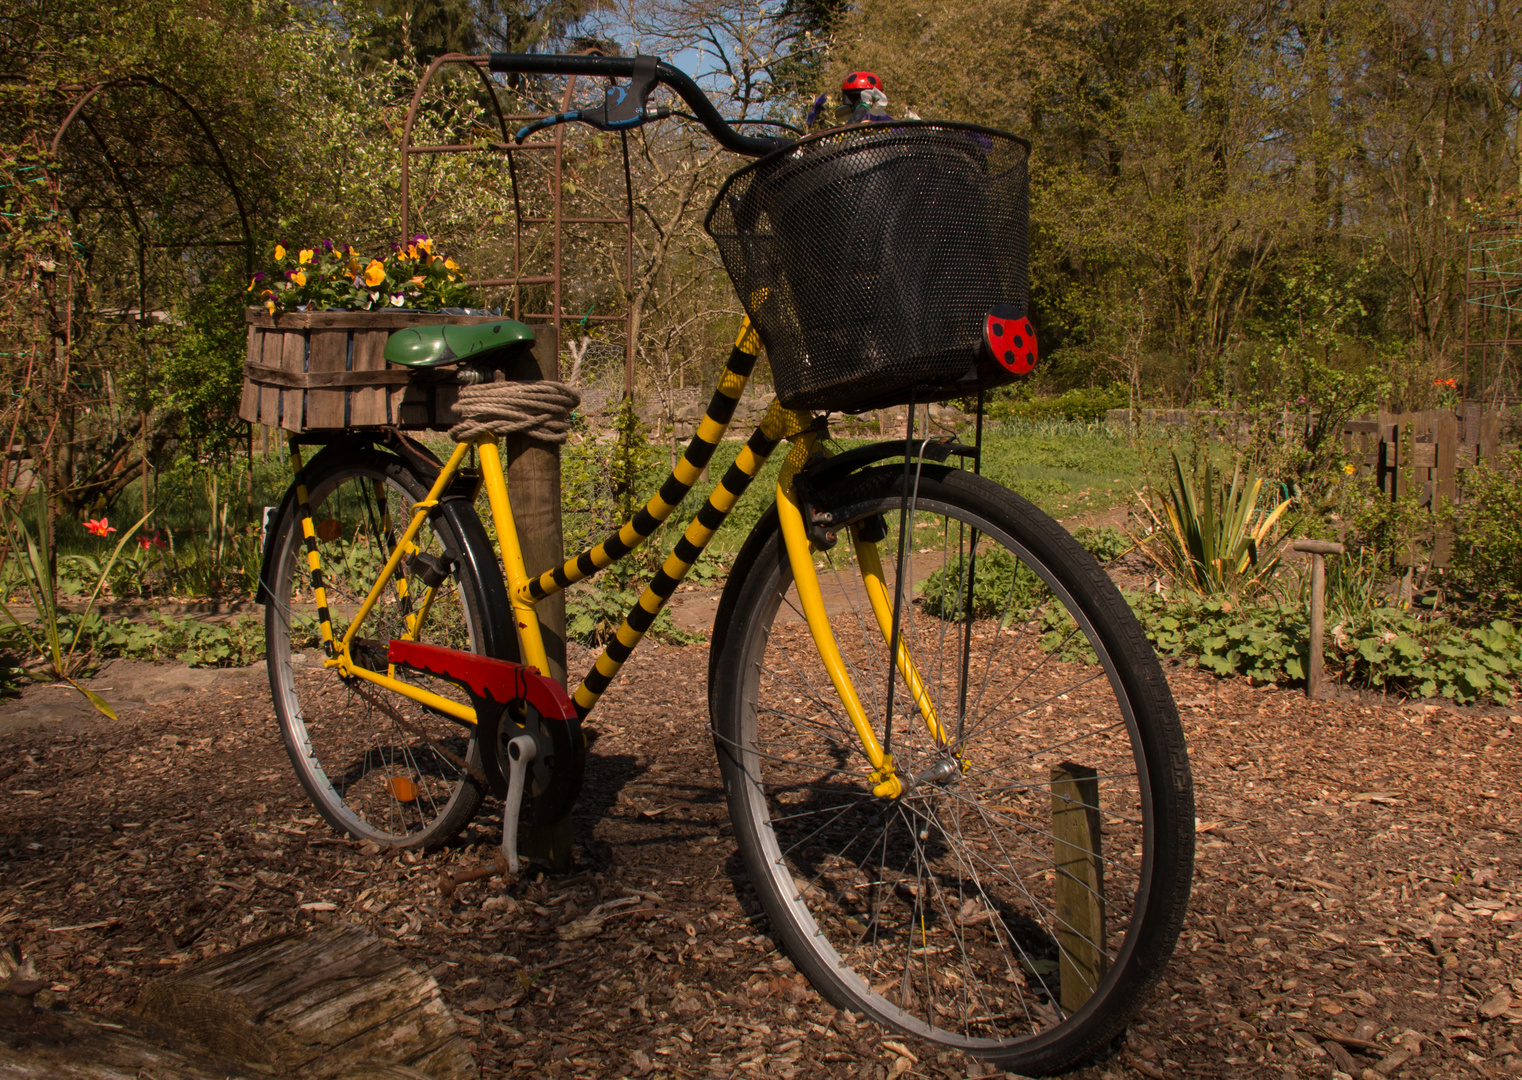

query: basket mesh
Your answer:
[706,122,1031,412]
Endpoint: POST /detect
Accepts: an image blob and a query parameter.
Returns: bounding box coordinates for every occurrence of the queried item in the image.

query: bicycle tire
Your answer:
[265,446,512,850]
[710,464,1193,1073]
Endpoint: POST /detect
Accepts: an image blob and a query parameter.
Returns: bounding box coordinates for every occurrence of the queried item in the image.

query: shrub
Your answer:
[1072,525,1130,563]
[986,385,1127,423]
[1126,591,1520,704]
[1443,449,1522,618]
[1135,451,1291,598]
[918,547,1047,624]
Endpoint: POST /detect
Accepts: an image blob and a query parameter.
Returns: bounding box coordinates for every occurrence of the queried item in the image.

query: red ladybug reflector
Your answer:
[983,308,1037,375]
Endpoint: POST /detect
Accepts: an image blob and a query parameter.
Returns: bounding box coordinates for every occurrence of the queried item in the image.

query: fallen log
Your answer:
[134,924,475,1079]
[1,926,475,1079]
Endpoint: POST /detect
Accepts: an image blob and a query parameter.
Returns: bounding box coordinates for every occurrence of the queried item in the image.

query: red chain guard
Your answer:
[387,639,582,822]
[386,639,576,720]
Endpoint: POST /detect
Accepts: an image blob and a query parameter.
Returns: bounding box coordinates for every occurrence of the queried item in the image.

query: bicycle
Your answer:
[256,53,1195,1075]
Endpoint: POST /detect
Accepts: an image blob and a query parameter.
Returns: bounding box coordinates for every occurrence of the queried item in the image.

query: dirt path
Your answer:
[2,644,1520,1079]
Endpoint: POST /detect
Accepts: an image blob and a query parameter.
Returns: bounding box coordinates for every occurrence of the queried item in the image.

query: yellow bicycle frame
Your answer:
[292,318,946,798]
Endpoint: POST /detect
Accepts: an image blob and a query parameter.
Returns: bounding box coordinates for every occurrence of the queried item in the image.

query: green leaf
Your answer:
[64,677,117,721]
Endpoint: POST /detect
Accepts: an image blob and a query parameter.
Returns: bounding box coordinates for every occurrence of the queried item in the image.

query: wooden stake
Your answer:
[1292,539,1344,699]
[1051,762,1106,1014]
[501,323,573,871]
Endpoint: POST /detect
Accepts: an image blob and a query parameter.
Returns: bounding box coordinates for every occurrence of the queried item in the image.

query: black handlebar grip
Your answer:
[487,53,786,158]
[487,53,636,77]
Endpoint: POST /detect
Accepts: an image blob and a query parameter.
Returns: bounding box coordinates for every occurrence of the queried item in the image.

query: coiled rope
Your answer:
[447,379,581,444]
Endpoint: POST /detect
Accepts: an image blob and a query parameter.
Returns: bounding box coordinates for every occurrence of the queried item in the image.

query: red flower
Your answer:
[138,530,168,550]
[84,517,116,538]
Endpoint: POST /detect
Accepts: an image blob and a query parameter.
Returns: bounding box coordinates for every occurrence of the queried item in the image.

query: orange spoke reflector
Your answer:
[316,519,343,542]
[387,776,419,802]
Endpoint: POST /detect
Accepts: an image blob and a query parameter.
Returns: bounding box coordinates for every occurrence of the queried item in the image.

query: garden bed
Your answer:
[1,640,1519,1079]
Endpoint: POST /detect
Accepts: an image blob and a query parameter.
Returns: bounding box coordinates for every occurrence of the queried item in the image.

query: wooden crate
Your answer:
[239,308,511,432]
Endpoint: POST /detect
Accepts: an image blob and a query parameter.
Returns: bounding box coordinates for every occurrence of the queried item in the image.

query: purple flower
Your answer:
[252,271,265,282]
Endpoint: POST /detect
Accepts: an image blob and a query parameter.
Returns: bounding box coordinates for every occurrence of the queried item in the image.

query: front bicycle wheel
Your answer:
[264,447,511,850]
[711,464,1193,1073]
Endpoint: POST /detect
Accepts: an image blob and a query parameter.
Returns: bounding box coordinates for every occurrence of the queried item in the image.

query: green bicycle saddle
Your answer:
[384,320,535,368]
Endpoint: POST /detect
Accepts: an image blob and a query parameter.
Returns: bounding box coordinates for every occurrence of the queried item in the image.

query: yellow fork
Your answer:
[775,433,952,798]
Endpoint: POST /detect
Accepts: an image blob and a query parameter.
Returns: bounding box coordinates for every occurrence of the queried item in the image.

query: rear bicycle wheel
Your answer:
[711,465,1193,1073]
[264,447,511,849]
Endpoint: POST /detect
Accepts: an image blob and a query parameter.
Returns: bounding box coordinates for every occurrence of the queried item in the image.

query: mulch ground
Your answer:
[1,639,1520,1080]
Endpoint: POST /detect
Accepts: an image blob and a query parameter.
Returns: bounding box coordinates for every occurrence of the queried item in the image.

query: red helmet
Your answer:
[841,71,882,92]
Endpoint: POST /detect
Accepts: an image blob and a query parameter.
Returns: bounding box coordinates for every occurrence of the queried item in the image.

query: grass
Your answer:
[969,417,1144,519]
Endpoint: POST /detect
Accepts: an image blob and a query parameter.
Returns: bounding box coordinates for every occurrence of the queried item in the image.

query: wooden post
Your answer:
[1433,412,1458,567]
[1051,762,1105,1014]
[501,323,573,870]
[1479,411,1501,465]
[1293,539,1344,699]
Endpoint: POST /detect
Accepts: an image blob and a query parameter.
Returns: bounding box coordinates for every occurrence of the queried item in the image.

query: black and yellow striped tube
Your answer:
[518,336,760,604]
[572,401,810,718]
[289,441,336,658]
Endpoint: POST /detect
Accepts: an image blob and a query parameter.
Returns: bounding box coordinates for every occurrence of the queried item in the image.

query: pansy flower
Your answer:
[364,259,386,286]
[274,243,286,260]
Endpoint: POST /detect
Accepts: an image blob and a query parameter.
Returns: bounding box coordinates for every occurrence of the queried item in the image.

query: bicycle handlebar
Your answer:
[487,53,789,158]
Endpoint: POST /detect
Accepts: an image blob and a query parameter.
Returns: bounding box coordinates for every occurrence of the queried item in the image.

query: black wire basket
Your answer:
[705,121,1031,413]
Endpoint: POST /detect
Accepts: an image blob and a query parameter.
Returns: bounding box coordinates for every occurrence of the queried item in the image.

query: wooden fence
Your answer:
[1340,408,1507,507]
[1338,409,1513,567]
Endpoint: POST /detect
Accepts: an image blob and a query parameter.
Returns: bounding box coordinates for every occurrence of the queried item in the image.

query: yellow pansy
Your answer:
[444,258,459,271]
[265,298,276,315]
[405,244,418,261]
[291,270,307,287]
[299,248,314,264]
[364,259,386,287]
[409,276,424,286]
[416,237,432,254]
[274,244,286,260]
